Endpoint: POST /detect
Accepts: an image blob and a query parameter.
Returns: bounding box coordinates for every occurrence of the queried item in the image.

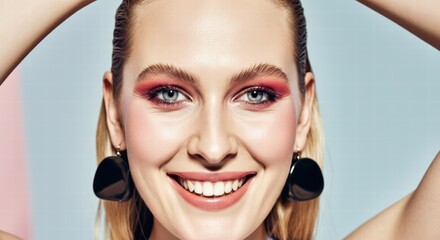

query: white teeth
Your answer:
[194,182,203,194]
[213,182,224,196]
[202,182,214,196]
[178,177,248,197]
[238,178,244,188]
[188,180,194,192]
[224,181,232,194]
[232,180,239,191]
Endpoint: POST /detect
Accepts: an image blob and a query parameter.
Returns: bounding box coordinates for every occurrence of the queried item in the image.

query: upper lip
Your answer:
[167,171,257,181]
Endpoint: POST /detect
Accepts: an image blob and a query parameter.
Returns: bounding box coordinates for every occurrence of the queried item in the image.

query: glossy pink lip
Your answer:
[167,172,256,211]
[167,171,256,181]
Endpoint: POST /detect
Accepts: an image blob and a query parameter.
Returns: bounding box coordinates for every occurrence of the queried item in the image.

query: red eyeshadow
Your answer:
[134,79,189,95]
[245,79,291,97]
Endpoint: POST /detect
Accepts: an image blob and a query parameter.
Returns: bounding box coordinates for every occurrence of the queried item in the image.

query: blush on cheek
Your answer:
[123,102,187,168]
[238,102,296,166]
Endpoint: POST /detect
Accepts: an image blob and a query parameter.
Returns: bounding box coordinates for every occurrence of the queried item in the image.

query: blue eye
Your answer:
[245,90,267,103]
[147,86,190,104]
[159,89,184,102]
[237,87,276,104]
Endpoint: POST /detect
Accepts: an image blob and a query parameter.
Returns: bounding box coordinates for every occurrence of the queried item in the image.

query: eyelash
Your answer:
[144,85,280,108]
[234,86,280,108]
[146,85,190,108]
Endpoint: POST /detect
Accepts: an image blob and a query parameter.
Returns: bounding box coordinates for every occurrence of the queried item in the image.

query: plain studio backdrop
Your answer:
[1,0,438,239]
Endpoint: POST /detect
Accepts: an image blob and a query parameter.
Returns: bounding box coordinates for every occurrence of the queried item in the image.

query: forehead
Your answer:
[127,0,296,82]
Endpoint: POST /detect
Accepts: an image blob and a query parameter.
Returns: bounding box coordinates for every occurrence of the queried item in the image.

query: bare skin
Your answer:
[0,230,22,240]
[344,1,440,238]
[0,0,438,239]
[346,151,440,239]
[358,0,440,50]
[0,0,95,84]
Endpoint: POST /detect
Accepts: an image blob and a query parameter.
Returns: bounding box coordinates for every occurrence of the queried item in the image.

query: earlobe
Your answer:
[102,71,126,150]
[295,72,315,151]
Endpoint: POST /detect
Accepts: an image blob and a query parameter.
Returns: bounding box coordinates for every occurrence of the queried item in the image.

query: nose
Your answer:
[187,102,238,164]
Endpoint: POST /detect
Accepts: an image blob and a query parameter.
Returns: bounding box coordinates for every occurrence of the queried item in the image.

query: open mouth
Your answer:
[168,172,256,198]
[167,172,256,210]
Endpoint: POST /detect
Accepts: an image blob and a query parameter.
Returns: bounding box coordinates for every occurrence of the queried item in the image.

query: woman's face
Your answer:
[106,0,311,239]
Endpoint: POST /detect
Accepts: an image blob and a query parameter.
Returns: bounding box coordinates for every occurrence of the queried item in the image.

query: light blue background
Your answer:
[17,0,440,239]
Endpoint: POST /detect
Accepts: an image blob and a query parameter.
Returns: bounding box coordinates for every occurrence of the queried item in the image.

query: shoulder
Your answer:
[0,230,22,240]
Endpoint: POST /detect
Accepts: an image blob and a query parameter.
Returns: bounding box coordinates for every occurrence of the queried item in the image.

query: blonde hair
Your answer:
[96,0,324,239]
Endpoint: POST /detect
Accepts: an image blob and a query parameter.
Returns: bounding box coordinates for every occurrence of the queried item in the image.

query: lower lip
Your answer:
[169,177,254,211]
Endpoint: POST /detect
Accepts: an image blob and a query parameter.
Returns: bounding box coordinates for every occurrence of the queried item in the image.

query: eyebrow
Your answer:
[136,63,288,86]
[229,63,288,87]
[137,63,199,85]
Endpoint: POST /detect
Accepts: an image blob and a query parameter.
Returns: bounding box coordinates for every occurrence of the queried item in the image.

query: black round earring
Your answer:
[93,145,134,202]
[282,150,324,201]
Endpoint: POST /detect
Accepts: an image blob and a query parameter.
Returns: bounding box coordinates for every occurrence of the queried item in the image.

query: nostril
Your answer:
[187,135,239,164]
[186,152,237,170]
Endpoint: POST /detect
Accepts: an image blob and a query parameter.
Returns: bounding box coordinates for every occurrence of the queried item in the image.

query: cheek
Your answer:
[235,101,296,166]
[122,101,191,168]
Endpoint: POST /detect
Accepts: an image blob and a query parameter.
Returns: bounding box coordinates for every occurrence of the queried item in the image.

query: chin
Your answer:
[168,216,261,240]
[146,173,272,240]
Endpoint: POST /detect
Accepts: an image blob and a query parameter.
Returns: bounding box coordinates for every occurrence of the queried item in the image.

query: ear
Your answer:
[103,71,126,150]
[295,72,315,151]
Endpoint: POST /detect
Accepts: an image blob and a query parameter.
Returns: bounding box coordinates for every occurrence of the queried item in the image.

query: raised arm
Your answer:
[0,0,95,84]
[346,151,440,239]
[346,2,440,237]
[358,0,440,50]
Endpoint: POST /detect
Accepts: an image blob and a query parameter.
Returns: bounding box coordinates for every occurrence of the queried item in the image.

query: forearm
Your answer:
[0,0,95,84]
[358,0,440,50]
